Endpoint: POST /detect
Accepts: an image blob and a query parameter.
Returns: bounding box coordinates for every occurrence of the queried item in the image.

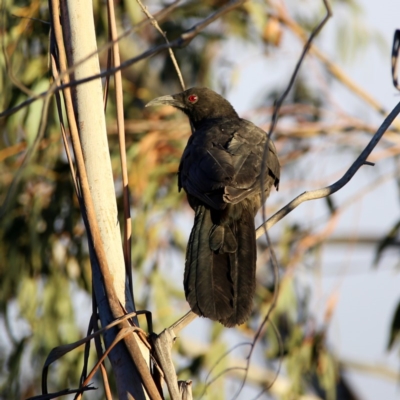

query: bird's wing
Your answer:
[223,119,280,203]
[179,119,280,209]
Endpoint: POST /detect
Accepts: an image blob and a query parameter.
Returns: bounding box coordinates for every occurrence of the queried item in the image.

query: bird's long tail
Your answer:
[184,204,256,327]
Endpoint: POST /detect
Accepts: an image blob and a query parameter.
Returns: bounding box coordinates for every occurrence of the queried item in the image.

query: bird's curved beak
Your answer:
[145,94,183,109]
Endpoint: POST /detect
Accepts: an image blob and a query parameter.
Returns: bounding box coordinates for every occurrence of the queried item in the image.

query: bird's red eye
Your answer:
[188,94,198,103]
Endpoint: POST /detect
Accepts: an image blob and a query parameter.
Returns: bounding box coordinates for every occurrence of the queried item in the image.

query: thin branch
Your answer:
[247,1,332,399]
[169,310,198,334]
[1,2,39,97]
[136,0,186,91]
[41,310,143,393]
[106,0,134,310]
[1,29,35,97]
[267,0,332,137]
[49,0,81,197]
[275,4,398,124]
[183,338,321,400]
[78,326,146,396]
[152,329,181,400]
[200,342,252,399]
[0,0,247,118]
[178,381,193,400]
[256,99,400,237]
[50,55,79,196]
[1,0,180,117]
[251,320,284,400]
[26,385,96,400]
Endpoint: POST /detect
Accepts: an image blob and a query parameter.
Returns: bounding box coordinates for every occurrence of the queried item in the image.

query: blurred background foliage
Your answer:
[0,0,399,399]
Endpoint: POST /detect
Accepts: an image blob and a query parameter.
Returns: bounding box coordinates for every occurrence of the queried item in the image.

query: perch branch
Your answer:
[151,312,198,400]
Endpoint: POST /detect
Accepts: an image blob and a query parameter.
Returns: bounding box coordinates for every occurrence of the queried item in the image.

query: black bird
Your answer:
[146,87,280,327]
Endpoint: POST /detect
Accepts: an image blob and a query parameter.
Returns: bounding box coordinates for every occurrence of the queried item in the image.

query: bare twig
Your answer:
[267,1,332,137]
[1,0,181,117]
[276,4,398,122]
[247,1,332,399]
[200,342,251,399]
[106,0,134,309]
[49,0,80,196]
[169,311,198,334]
[41,310,142,393]
[188,338,321,400]
[77,326,147,398]
[251,321,284,400]
[26,385,96,400]
[256,100,400,237]
[0,0,247,118]
[136,0,186,91]
[2,39,35,97]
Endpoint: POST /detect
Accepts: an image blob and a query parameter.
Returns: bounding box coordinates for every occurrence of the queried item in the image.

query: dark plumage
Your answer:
[146,87,280,327]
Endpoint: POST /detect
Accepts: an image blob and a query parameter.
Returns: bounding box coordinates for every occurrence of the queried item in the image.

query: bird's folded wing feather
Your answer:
[179,119,280,209]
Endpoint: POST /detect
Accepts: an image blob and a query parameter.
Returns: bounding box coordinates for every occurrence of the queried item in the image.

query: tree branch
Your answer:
[0,0,247,118]
[256,100,400,238]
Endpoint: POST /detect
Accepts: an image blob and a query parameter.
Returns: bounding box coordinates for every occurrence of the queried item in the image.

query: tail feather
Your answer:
[221,211,256,326]
[184,204,256,327]
[184,206,233,321]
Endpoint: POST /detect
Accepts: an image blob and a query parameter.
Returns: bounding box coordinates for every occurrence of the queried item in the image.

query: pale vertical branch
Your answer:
[62,0,128,306]
[55,0,159,398]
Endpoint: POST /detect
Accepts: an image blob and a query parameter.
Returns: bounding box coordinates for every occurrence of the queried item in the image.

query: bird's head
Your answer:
[146,87,239,128]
